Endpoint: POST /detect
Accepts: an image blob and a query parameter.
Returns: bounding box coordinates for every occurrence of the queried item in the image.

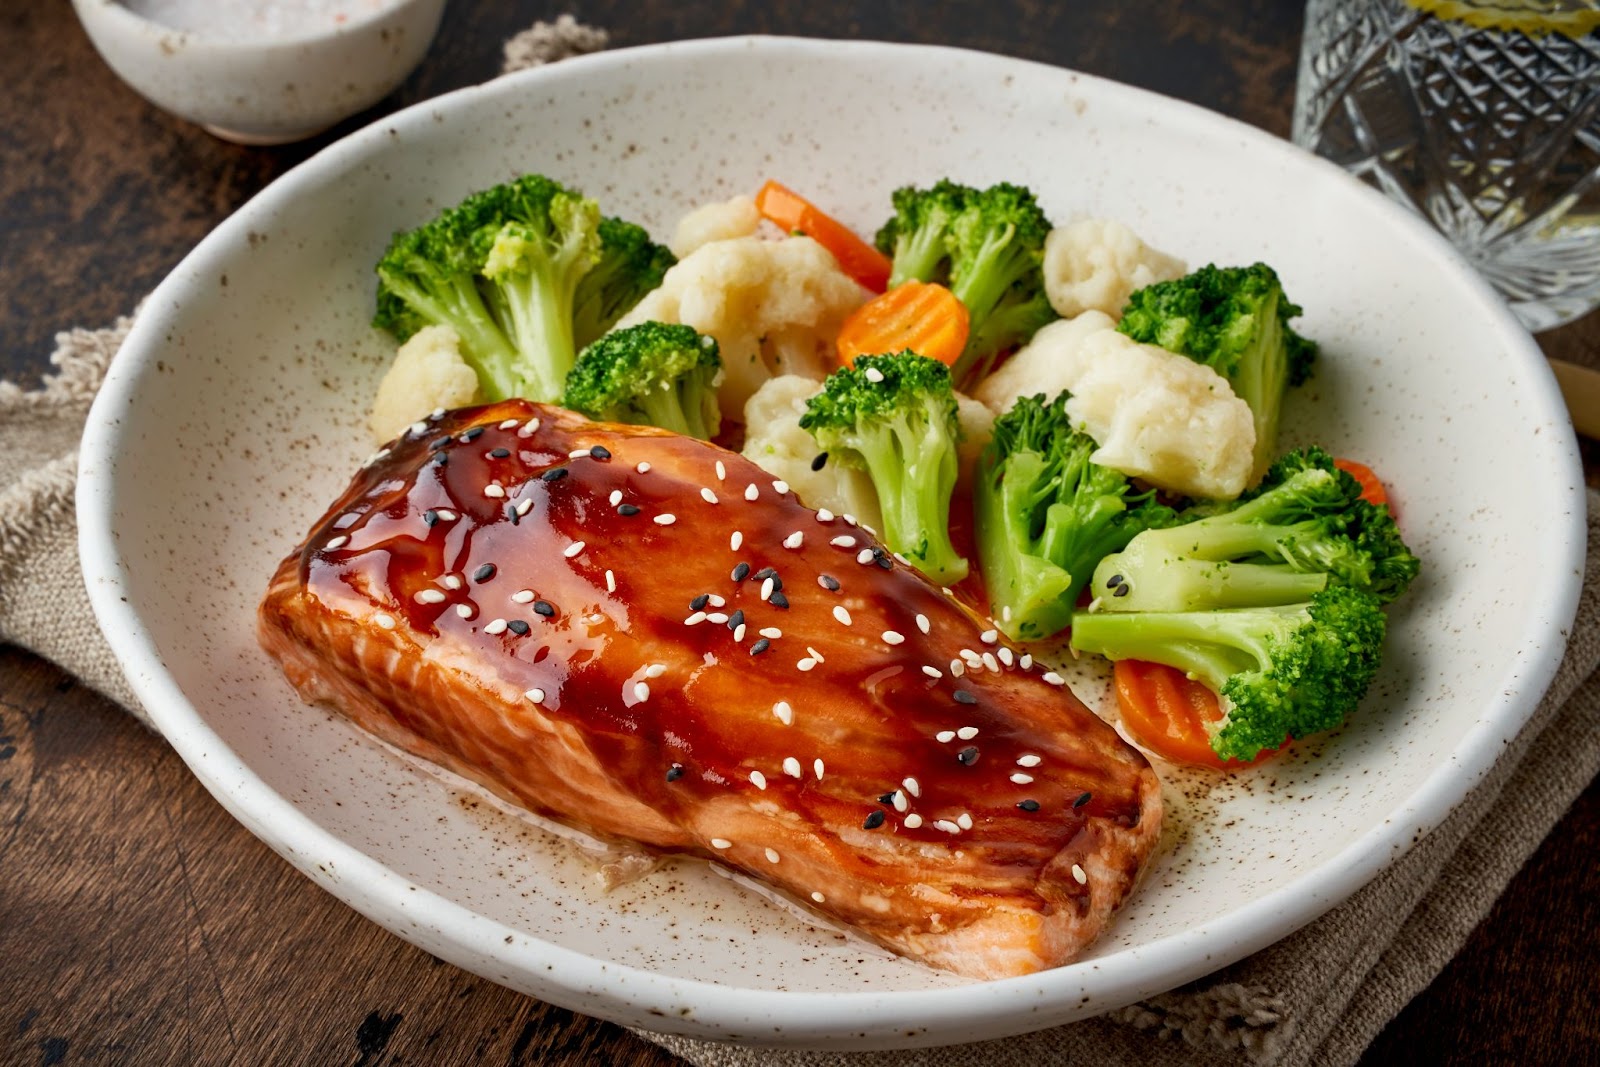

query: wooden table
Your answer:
[4,2,1596,1063]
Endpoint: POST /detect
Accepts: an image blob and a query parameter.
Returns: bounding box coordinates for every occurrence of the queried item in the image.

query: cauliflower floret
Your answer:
[617,235,869,416]
[972,312,1118,416]
[368,325,479,443]
[741,375,883,529]
[1043,219,1186,320]
[669,195,762,258]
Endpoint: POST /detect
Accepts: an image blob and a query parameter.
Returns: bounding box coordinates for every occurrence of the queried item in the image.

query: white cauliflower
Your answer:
[740,375,883,529]
[669,195,762,258]
[1043,219,1186,320]
[972,312,1118,416]
[369,326,479,443]
[617,235,869,416]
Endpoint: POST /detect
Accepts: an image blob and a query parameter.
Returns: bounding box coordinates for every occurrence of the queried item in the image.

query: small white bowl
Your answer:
[72,0,448,145]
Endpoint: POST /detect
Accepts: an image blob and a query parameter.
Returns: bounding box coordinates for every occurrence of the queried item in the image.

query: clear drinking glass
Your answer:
[1292,0,1600,331]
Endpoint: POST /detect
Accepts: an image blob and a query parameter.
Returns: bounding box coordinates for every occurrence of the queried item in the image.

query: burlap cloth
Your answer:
[5,18,1598,1067]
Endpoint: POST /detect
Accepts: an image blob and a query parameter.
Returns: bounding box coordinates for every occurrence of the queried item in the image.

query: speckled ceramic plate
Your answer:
[77,37,1586,1050]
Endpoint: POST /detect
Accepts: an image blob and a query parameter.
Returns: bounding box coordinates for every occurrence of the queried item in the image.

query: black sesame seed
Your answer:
[862,810,886,830]
[690,593,710,611]
[769,574,784,592]
[1107,574,1124,589]
[749,637,771,656]
[541,467,569,482]
[1112,584,1130,597]
[953,690,977,705]
[429,435,452,451]
[589,445,611,460]
[504,502,520,524]
[769,591,790,610]
[462,427,484,441]
[1073,791,1092,809]
[489,447,511,459]
[423,509,439,527]
[618,503,641,516]
[731,562,751,582]
[810,452,828,472]
[956,746,980,766]
[1017,799,1041,812]
[533,600,555,617]
[871,546,888,558]
[819,574,840,591]
[472,563,497,582]
[727,609,745,629]
[666,764,684,782]
[430,453,448,467]
[878,792,896,804]
[875,556,893,570]
[754,566,777,581]
[507,619,530,635]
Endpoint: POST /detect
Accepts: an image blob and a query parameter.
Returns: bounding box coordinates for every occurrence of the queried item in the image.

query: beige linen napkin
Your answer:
[5,18,1598,1067]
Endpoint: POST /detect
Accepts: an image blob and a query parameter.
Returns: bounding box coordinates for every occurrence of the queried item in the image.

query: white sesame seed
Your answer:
[816,508,834,521]
[733,623,747,642]
[807,647,825,663]
[525,687,545,704]
[609,489,623,506]
[830,535,857,549]
[654,513,677,526]
[760,577,775,601]
[435,509,457,522]
[882,630,905,646]
[813,759,825,780]
[915,614,930,634]
[783,756,802,777]
[982,652,1000,673]
[842,514,857,526]
[956,813,974,830]
[512,589,535,604]
[783,531,804,549]
[684,611,708,626]
[960,648,981,663]
[515,498,533,516]
[455,604,473,619]
[484,483,506,498]
[864,367,885,383]
[936,730,956,743]
[950,660,966,678]
[957,726,979,740]
[749,770,767,790]
[484,618,508,635]
[998,647,1015,667]
[902,777,921,798]
[811,891,826,903]
[856,548,875,565]
[1087,597,1104,613]
[708,594,726,607]
[707,612,730,624]
[710,460,724,483]
[711,838,732,850]
[730,530,743,551]
[700,487,719,504]
[833,605,853,626]
[921,665,942,679]
[797,657,817,672]
[563,541,586,559]
[568,448,589,459]
[1072,864,1087,885]
[493,418,515,429]
[860,523,878,537]
[744,483,759,501]
[645,663,667,679]
[374,613,396,630]
[773,480,790,495]
[1017,754,1042,767]
[517,418,540,438]
[605,570,616,593]
[1042,671,1066,686]
[980,629,999,645]
[1001,605,1013,623]
[631,681,650,702]
[773,701,794,725]
[636,461,651,473]
[765,848,780,863]
[891,791,908,813]
[759,627,783,640]
[324,535,349,550]
[934,819,961,834]
[904,814,923,829]
[1011,772,1034,784]
[1020,653,1034,670]
[362,448,390,467]
[893,552,911,565]
[415,589,447,605]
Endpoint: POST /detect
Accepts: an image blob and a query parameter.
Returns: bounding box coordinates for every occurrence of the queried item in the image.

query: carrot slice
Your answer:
[755,180,892,293]
[1112,659,1284,769]
[1334,458,1389,508]
[836,281,970,368]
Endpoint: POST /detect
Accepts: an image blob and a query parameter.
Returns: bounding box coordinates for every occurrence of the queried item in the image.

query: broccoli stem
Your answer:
[379,270,520,399]
[861,407,967,584]
[636,384,698,439]
[1070,605,1304,692]
[487,269,579,403]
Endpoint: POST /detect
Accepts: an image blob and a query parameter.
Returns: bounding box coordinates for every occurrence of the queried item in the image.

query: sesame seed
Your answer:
[749,638,771,656]
[863,810,886,829]
[684,611,708,626]
[473,564,497,582]
[1017,754,1042,767]
[568,448,589,460]
[324,535,349,551]
[772,480,789,495]
[515,498,533,516]
[783,757,802,778]
[734,624,747,642]
[730,531,744,551]
[484,618,508,635]
[810,452,829,471]
[432,453,449,468]
[508,620,531,635]
[953,690,977,705]
[609,489,623,506]
[950,660,966,678]
[666,765,684,782]
[811,891,826,903]
[731,562,751,582]
[747,770,768,790]
[715,460,726,481]
[981,652,1000,673]
[563,541,586,559]
[605,570,616,593]
[818,574,841,591]
[1020,653,1034,670]
[1075,792,1093,808]
[690,593,710,611]
[816,508,834,521]
[856,549,875,565]
[961,649,982,664]
[489,447,511,459]
[892,552,911,566]
[935,730,956,743]
[744,483,759,501]
[902,777,920,798]
[956,813,974,830]
[636,462,651,474]
[1042,671,1066,686]
[813,759,825,780]
[842,514,857,526]
[921,665,942,679]
[533,600,555,617]
[783,531,804,549]
[435,509,457,521]
[914,614,930,635]
[1011,772,1034,784]
[461,427,483,442]
[957,726,979,740]
[525,687,545,704]
[933,819,961,834]
[760,577,775,601]
[707,612,730,624]
[654,513,677,526]
[833,605,853,626]
[998,647,1015,667]
[797,657,816,672]
[422,510,439,527]
[1072,864,1087,885]
[518,418,540,437]
[980,629,998,644]
[590,445,611,460]
[708,594,726,608]
[711,838,732,850]
[806,647,825,663]
[415,589,447,605]
[618,504,641,516]
[831,535,858,548]
[773,701,793,725]
[764,848,781,864]
[541,467,568,482]
[701,487,719,504]
[1017,799,1041,812]
[644,663,667,679]
[409,421,429,436]
[455,604,474,619]
[759,627,783,639]
[904,813,923,829]
[882,630,905,646]
[374,613,396,630]
[497,418,518,430]
[727,609,746,630]
[891,791,908,813]
[770,591,789,609]
[864,367,885,383]
[957,746,980,766]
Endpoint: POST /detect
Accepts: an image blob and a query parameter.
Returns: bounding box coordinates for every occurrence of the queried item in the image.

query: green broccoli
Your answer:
[572,216,677,351]
[561,322,722,440]
[1069,585,1388,762]
[1117,263,1318,481]
[1088,446,1420,613]
[372,174,673,404]
[974,392,1177,642]
[874,181,1056,385]
[799,352,968,584]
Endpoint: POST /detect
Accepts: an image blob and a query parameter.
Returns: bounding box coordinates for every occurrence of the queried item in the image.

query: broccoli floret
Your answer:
[561,322,722,440]
[573,216,677,351]
[1069,585,1388,761]
[873,181,1056,385]
[1089,446,1420,613]
[974,392,1177,641]
[1117,263,1318,481]
[373,174,671,405]
[799,352,968,584]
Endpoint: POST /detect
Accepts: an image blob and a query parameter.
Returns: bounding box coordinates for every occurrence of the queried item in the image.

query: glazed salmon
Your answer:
[258,400,1162,979]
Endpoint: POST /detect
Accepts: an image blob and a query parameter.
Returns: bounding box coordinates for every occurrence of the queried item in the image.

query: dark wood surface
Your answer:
[3,2,1596,1064]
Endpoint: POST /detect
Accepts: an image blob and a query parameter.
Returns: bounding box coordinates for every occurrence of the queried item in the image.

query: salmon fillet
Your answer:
[258,400,1162,979]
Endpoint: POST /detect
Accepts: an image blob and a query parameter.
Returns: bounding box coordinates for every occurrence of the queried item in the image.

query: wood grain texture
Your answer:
[2,1,1597,1064]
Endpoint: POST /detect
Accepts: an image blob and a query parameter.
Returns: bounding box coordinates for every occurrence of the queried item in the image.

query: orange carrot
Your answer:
[1112,659,1285,769]
[835,281,970,368]
[754,180,891,293]
[1334,458,1389,508]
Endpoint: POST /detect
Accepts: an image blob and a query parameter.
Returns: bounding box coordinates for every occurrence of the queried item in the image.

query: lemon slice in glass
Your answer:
[1404,0,1600,38]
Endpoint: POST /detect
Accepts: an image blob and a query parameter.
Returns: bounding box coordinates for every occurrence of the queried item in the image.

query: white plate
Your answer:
[77,37,1586,1050]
